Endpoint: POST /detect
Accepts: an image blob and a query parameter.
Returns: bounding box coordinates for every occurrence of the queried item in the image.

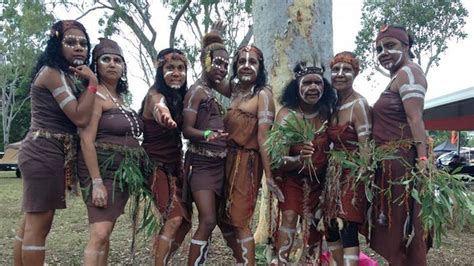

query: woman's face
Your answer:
[207,49,229,84]
[331,62,355,91]
[97,54,124,81]
[61,28,88,66]
[163,59,186,89]
[236,50,259,83]
[298,73,324,105]
[375,37,407,71]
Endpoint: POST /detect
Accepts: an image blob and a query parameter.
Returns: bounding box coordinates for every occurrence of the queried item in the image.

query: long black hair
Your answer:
[31,20,91,81]
[280,63,336,121]
[140,48,187,128]
[230,45,268,95]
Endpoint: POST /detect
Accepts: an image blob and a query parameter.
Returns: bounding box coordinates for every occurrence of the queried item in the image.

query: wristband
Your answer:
[87,85,97,94]
[203,129,213,141]
[92,178,103,186]
[418,156,428,161]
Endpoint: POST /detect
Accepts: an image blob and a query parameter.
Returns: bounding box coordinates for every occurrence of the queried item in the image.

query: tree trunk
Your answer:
[253,0,333,99]
[252,0,333,244]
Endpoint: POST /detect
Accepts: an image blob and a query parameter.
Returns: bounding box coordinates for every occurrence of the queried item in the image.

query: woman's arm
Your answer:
[79,96,107,208]
[397,66,428,159]
[147,92,176,129]
[38,66,98,128]
[257,88,284,202]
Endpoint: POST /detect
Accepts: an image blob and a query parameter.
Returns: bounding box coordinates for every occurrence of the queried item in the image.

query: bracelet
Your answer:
[87,85,97,94]
[203,129,213,140]
[418,156,428,161]
[92,178,103,186]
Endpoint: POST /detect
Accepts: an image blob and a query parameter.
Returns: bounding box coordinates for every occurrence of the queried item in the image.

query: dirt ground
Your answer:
[1,173,472,265]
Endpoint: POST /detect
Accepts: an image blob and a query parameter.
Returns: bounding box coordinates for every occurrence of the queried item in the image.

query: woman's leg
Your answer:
[340,222,360,266]
[234,227,255,266]
[274,210,298,265]
[21,210,55,266]
[83,221,114,266]
[13,216,26,266]
[155,216,189,266]
[218,221,243,263]
[188,190,218,266]
[326,220,344,266]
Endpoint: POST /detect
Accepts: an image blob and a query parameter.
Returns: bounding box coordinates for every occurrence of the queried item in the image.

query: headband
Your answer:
[330,52,360,76]
[375,25,409,45]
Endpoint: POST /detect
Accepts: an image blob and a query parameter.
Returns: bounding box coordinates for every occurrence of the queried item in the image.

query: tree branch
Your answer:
[74,5,110,20]
[169,0,192,48]
[187,7,203,40]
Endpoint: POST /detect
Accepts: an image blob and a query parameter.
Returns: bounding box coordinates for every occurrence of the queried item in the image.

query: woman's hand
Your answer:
[206,129,229,142]
[161,112,177,129]
[91,178,108,208]
[267,177,285,202]
[299,141,314,160]
[69,65,98,86]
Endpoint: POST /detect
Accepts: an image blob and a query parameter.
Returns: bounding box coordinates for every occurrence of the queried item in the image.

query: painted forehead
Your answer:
[163,59,186,68]
[238,50,259,61]
[376,37,403,47]
[332,62,353,70]
[62,28,86,38]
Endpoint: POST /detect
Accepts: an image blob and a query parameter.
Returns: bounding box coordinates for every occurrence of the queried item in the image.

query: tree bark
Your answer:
[252,0,333,244]
[253,0,333,100]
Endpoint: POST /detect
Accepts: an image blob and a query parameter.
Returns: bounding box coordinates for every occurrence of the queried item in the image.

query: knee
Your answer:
[164,216,184,233]
[90,227,111,247]
[198,216,217,233]
[282,210,298,226]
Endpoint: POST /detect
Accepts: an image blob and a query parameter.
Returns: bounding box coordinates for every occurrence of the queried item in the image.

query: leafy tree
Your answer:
[0,0,54,149]
[355,0,468,78]
[58,0,252,86]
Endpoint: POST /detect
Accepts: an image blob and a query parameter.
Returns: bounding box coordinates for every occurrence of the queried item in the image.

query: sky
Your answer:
[63,0,474,108]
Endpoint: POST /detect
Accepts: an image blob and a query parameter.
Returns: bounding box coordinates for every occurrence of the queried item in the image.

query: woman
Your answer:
[370,25,430,265]
[324,52,372,266]
[78,38,150,265]
[14,20,97,265]
[141,48,190,265]
[273,62,335,265]
[182,31,241,265]
[223,45,284,265]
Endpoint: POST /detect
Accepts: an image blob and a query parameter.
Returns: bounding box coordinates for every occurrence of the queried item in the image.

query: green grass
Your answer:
[0,173,472,265]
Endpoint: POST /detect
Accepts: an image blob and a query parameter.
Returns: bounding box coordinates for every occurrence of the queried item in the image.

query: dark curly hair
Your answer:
[230,45,268,95]
[140,48,187,129]
[90,56,129,95]
[280,63,336,121]
[31,20,91,81]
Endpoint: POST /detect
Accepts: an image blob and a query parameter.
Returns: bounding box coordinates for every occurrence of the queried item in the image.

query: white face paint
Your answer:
[164,71,173,78]
[299,74,323,104]
[377,42,403,70]
[72,59,84,66]
[98,54,124,70]
[237,52,257,81]
[62,35,87,49]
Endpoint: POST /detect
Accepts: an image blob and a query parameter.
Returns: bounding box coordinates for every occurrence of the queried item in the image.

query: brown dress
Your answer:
[77,108,142,223]
[19,85,78,212]
[223,108,263,229]
[326,122,366,223]
[183,97,227,203]
[371,89,429,265]
[276,130,329,246]
[142,114,190,222]
[277,132,329,217]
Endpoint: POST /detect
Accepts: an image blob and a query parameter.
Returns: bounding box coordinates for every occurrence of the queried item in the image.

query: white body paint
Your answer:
[299,75,323,104]
[377,42,403,70]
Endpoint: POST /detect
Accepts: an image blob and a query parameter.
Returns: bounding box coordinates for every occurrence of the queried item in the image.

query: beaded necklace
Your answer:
[104,88,142,140]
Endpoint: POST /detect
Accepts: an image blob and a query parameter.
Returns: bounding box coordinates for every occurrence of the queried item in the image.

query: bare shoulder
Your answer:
[34,66,62,89]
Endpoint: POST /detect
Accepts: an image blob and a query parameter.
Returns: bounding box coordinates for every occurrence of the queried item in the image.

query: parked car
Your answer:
[0,142,21,178]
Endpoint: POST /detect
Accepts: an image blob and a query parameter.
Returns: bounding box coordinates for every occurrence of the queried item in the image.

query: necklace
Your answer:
[336,89,355,110]
[297,104,319,119]
[104,87,142,140]
[231,84,255,102]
